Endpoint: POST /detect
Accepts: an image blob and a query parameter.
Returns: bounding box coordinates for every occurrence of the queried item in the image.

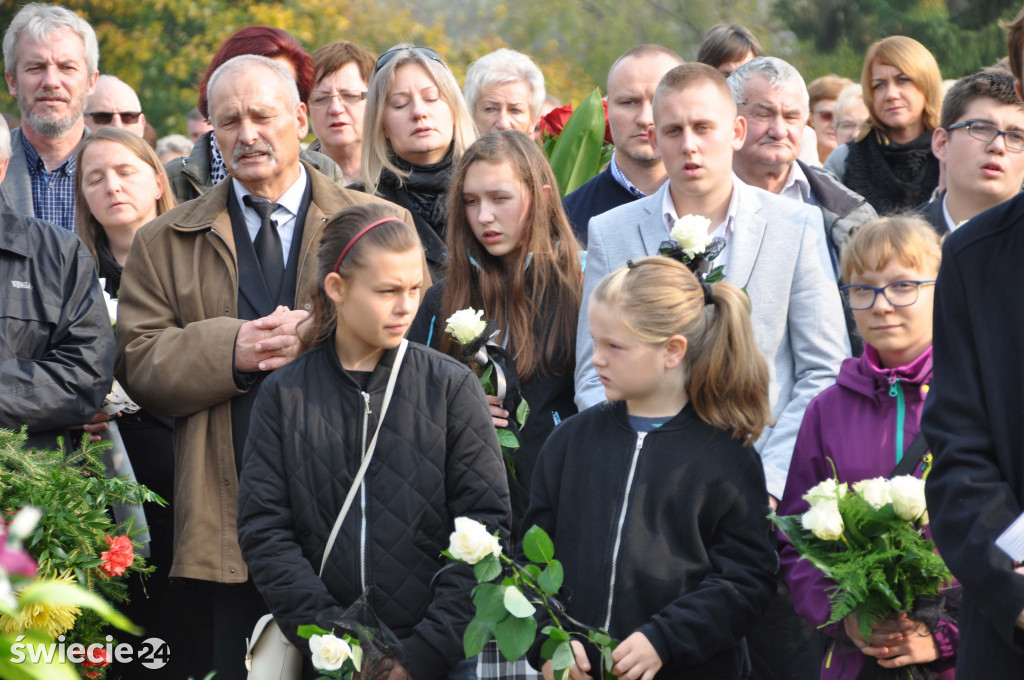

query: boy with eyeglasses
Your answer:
[921,68,1024,232]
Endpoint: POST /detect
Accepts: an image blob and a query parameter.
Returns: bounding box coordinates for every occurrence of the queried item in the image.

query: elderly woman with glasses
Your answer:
[359,45,477,282]
[825,36,943,215]
[463,48,546,139]
[308,41,376,185]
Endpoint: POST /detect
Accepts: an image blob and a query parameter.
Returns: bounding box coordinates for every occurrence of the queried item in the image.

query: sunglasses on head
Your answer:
[86,111,142,125]
[374,46,444,74]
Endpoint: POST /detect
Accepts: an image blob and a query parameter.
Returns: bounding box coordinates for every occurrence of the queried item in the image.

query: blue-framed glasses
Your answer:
[374,46,444,74]
[839,280,936,310]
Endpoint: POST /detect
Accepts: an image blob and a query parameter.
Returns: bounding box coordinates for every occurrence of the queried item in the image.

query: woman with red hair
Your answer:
[166,25,344,202]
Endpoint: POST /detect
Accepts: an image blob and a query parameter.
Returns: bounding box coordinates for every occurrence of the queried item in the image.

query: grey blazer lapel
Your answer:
[638,183,669,256]
[725,181,768,289]
[0,130,34,217]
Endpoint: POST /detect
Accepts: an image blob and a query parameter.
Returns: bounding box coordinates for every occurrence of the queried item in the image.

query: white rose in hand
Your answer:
[670,214,712,258]
[890,475,927,521]
[448,516,502,564]
[802,499,845,540]
[309,633,352,672]
[853,477,892,510]
[802,478,848,507]
[445,308,488,344]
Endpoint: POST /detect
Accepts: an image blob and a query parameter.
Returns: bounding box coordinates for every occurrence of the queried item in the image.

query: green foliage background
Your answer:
[0,0,1020,136]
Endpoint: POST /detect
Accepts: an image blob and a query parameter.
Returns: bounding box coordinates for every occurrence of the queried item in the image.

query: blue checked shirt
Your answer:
[23,135,78,232]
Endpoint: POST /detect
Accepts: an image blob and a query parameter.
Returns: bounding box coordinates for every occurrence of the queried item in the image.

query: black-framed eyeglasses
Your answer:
[374,46,444,74]
[839,280,936,311]
[946,119,1024,152]
[86,111,142,125]
[308,90,367,109]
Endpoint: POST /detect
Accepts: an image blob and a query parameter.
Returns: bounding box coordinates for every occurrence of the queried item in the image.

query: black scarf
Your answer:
[844,130,939,215]
[94,232,123,297]
[379,145,454,238]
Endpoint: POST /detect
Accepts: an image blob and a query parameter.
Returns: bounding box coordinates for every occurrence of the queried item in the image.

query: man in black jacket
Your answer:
[0,116,114,449]
[922,10,1024,677]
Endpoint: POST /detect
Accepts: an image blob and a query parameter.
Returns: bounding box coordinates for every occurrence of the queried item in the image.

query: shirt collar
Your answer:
[661,175,740,235]
[22,133,77,175]
[232,164,307,217]
[781,160,811,201]
[609,151,647,199]
[941,193,960,232]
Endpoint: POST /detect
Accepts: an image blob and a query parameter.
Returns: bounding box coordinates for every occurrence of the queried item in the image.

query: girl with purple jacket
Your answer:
[778,216,957,679]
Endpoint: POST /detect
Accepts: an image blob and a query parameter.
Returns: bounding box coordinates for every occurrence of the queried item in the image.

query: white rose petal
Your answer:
[445,308,488,345]
[447,516,502,565]
[7,506,41,542]
[670,214,712,258]
[889,475,927,521]
[853,477,892,510]
[802,478,849,507]
[801,499,845,541]
[309,633,352,672]
[0,575,15,610]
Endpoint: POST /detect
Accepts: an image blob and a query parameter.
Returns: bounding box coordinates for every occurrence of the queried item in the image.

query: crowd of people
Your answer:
[2,2,1024,679]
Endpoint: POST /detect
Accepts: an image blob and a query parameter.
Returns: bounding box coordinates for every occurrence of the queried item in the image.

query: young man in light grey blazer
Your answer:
[575,62,849,503]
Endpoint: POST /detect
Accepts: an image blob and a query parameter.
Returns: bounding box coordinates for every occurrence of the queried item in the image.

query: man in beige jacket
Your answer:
[115,55,416,679]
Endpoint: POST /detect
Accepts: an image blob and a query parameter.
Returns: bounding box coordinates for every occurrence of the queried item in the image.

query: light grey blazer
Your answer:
[575,178,850,498]
[0,129,37,219]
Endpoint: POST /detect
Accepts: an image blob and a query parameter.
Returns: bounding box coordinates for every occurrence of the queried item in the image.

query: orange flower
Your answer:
[100,535,134,577]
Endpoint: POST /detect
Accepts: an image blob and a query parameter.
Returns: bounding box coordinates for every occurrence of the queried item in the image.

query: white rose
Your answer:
[853,477,892,510]
[670,214,712,258]
[447,516,502,564]
[801,499,845,541]
[7,506,41,541]
[309,633,352,672]
[445,308,487,345]
[889,475,927,521]
[802,478,849,507]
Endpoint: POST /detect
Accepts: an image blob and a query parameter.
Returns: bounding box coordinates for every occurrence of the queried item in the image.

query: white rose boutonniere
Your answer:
[445,308,488,345]
[801,499,845,540]
[889,475,927,522]
[447,516,502,564]
[670,214,712,258]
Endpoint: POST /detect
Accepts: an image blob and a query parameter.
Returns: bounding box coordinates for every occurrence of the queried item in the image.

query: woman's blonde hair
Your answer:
[74,127,176,262]
[591,257,771,445]
[841,215,942,282]
[361,45,477,193]
[859,36,943,142]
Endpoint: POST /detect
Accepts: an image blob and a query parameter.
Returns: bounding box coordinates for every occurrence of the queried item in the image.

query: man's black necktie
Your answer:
[243,195,284,300]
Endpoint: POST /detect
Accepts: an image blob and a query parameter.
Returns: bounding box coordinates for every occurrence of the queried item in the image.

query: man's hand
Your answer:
[75,410,118,443]
[486,395,509,428]
[610,632,662,680]
[542,640,592,680]
[235,306,310,373]
[846,613,939,667]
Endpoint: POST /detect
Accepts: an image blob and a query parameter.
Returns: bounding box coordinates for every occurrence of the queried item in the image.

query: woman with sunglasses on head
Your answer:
[825,36,943,215]
[778,216,958,679]
[165,25,346,203]
[360,45,478,282]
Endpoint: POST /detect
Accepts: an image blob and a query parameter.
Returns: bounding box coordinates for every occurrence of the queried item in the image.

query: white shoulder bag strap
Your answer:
[318,339,408,577]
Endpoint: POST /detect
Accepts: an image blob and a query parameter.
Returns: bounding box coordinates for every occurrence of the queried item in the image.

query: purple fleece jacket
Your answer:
[778,344,957,679]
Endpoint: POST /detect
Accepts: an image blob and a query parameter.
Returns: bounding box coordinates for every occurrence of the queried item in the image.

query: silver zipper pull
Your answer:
[362,391,371,415]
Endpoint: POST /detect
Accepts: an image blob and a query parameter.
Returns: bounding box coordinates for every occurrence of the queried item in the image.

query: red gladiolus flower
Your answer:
[602,99,613,144]
[539,105,573,138]
[100,535,134,577]
[81,645,110,679]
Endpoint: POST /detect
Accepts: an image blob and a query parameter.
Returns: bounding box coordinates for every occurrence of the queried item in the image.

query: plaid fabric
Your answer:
[477,640,543,680]
[23,135,77,231]
[608,151,647,200]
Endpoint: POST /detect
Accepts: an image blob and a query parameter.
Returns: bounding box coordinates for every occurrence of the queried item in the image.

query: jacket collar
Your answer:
[0,200,33,257]
[323,335,402,393]
[837,344,933,400]
[798,159,864,218]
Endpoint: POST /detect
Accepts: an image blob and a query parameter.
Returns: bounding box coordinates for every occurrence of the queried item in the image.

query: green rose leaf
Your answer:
[542,625,570,642]
[474,553,502,583]
[503,585,537,618]
[495,613,538,661]
[474,583,510,623]
[479,364,495,392]
[540,636,562,661]
[464,617,494,657]
[523,525,555,563]
[297,624,331,639]
[537,559,564,596]
[552,640,576,671]
[588,630,613,647]
[524,564,542,581]
[497,428,520,450]
[516,398,530,427]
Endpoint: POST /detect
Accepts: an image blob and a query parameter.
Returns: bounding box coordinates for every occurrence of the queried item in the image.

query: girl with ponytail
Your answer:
[524,256,778,680]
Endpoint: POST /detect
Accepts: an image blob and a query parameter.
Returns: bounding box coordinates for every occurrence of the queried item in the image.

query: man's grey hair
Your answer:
[727,56,809,112]
[156,134,192,157]
[463,48,546,119]
[0,116,10,161]
[3,3,99,76]
[206,55,300,125]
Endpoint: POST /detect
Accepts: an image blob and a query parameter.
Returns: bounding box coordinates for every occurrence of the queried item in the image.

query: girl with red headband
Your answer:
[237,203,511,680]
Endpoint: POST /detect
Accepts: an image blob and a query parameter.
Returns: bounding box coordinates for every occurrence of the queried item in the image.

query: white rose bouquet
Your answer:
[444,517,617,680]
[296,628,362,680]
[443,309,530,476]
[771,473,951,640]
[657,214,726,282]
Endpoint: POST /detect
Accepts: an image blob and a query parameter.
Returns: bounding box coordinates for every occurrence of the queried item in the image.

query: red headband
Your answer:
[333,217,406,273]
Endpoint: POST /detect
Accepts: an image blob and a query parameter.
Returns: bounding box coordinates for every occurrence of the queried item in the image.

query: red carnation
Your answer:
[100,535,134,577]
[539,105,573,138]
